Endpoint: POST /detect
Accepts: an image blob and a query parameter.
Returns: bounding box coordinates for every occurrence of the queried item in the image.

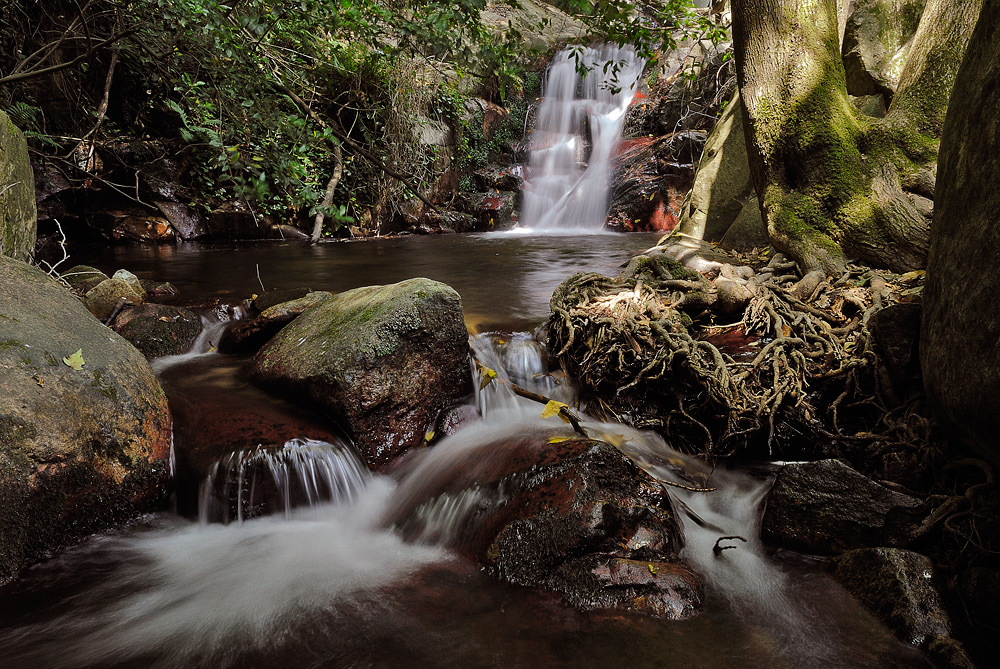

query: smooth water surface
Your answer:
[67,232,662,331]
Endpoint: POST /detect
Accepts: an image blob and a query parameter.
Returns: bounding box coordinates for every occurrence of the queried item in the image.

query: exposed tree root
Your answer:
[546,250,924,460]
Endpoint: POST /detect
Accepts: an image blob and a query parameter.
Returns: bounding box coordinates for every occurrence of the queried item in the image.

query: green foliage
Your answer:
[0,0,717,231]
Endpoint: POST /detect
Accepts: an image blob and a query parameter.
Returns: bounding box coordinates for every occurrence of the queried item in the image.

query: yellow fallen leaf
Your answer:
[541,400,568,419]
[62,349,85,370]
[479,365,498,389]
[547,435,574,443]
[648,563,658,575]
[424,430,435,443]
[33,375,44,387]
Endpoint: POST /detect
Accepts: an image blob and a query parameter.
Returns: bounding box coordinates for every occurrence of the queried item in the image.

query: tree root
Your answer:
[547,253,921,459]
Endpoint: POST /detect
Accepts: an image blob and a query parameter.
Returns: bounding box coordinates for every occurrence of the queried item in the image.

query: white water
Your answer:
[520,45,644,231]
[151,306,239,374]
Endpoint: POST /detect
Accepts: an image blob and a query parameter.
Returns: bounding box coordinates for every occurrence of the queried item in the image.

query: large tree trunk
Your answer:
[728,0,982,274]
[920,2,1000,470]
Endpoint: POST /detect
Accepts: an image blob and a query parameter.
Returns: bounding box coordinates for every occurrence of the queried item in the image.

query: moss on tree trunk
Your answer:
[730,0,982,274]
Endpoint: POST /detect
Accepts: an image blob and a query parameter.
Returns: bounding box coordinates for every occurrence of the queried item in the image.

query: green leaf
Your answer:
[62,349,85,370]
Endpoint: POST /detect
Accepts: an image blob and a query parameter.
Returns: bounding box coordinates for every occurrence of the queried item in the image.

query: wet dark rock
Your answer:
[252,287,314,313]
[762,459,923,554]
[870,303,922,405]
[471,191,518,231]
[0,256,172,580]
[389,433,701,618]
[61,265,109,294]
[247,278,471,469]
[219,291,333,355]
[155,201,207,240]
[139,279,178,297]
[472,166,524,192]
[112,303,203,359]
[90,209,176,242]
[828,547,972,667]
[607,135,693,233]
[82,277,146,320]
[548,555,702,618]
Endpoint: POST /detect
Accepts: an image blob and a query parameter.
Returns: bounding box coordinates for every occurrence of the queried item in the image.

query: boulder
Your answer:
[842,0,926,99]
[389,432,702,618]
[0,111,37,262]
[61,264,109,295]
[607,135,693,233]
[674,90,755,243]
[0,256,172,579]
[82,277,146,320]
[761,459,923,554]
[920,2,1000,471]
[247,278,471,469]
[829,548,972,667]
[219,291,333,355]
[111,303,204,359]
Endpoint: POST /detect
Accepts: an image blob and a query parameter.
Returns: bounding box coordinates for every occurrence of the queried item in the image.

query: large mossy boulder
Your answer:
[247,278,471,469]
[0,111,37,262]
[0,256,172,580]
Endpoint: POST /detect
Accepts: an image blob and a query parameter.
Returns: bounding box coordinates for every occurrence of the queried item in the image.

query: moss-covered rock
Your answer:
[61,265,110,295]
[0,111,36,262]
[82,277,146,320]
[0,256,172,580]
[247,278,471,469]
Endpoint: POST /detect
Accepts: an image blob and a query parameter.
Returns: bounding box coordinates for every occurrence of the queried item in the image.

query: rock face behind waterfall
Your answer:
[0,256,172,580]
[248,278,471,469]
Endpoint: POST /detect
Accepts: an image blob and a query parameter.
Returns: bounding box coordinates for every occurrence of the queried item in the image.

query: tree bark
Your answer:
[729,0,982,274]
[310,143,344,244]
[920,1,1000,469]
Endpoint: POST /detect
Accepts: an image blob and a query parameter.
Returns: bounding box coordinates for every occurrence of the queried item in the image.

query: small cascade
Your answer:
[520,45,644,231]
[151,304,242,373]
[469,332,572,419]
[199,437,371,524]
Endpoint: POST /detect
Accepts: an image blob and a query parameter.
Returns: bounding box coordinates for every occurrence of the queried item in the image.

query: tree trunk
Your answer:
[310,142,344,244]
[728,0,982,274]
[920,1,1000,469]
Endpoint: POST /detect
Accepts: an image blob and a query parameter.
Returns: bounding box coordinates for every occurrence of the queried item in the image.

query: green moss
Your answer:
[90,369,119,402]
[0,415,38,470]
[0,338,22,350]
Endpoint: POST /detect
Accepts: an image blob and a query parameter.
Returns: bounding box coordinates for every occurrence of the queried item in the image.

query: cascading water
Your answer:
[519,45,644,231]
[199,437,371,524]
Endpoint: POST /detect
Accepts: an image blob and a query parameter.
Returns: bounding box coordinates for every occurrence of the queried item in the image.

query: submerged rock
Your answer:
[390,432,702,619]
[0,256,172,579]
[112,303,203,359]
[761,459,922,554]
[247,278,471,469]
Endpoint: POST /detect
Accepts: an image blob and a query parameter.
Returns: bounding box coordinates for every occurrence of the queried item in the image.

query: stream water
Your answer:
[0,235,931,668]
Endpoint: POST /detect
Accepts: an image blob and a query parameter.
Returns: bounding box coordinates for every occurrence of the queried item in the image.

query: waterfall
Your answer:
[199,437,371,524]
[520,45,644,231]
